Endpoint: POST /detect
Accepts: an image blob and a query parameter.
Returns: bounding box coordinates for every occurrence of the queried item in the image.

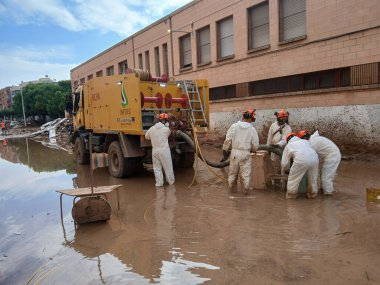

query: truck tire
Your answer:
[75,136,89,165]
[108,141,136,178]
[180,152,195,168]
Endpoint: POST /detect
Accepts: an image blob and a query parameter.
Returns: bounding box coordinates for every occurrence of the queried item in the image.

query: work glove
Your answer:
[220,150,231,162]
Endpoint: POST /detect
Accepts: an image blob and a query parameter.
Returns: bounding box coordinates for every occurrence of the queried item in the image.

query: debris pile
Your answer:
[32,118,73,152]
[0,118,74,152]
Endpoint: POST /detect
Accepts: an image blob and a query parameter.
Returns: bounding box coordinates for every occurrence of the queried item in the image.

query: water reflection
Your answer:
[0,138,76,174]
[0,139,77,285]
[64,180,219,284]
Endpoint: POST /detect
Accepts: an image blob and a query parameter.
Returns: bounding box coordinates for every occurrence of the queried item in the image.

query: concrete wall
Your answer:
[210,88,380,150]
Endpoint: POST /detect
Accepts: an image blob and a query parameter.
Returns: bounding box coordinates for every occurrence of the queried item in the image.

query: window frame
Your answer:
[179,33,192,70]
[118,60,128,75]
[196,25,211,66]
[279,0,307,44]
[162,43,169,76]
[106,65,114,76]
[154,46,161,76]
[138,53,143,69]
[247,1,270,52]
[145,50,150,71]
[96,70,103,77]
[216,15,234,61]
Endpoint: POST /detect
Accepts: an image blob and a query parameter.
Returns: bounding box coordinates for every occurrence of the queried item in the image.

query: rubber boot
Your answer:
[229,184,237,193]
[286,192,298,199]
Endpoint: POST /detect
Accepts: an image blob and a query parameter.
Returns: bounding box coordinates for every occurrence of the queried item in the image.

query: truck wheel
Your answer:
[180,152,195,168]
[75,136,89,165]
[108,141,136,178]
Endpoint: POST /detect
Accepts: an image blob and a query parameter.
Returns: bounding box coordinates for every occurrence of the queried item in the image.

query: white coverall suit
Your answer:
[281,137,319,198]
[145,122,175,187]
[267,122,292,173]
[223,121,259,192]
[309,131,341,195]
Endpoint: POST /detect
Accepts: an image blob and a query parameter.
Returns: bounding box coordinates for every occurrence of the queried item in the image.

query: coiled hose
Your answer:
[176,130,283,169]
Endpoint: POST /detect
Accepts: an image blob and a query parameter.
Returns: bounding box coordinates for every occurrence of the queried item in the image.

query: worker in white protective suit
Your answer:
[298,130,341,195]
[281,133,319,199]
[222,109,259,194]
[145,113,175,187]
[267,109,292,174]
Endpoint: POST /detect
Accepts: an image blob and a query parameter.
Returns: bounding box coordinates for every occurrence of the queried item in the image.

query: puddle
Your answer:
[1,140,380,284]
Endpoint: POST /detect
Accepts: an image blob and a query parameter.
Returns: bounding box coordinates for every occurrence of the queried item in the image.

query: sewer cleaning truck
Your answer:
[67,69,210,178]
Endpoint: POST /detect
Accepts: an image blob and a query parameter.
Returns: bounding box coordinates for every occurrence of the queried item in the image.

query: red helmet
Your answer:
[158,113,169,120]
[286,132,298,143]
[298,130,311,139]
[243,109,256,120]
[275,109,289,118]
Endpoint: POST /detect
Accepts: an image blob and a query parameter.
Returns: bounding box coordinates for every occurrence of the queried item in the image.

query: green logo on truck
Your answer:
[120,82,128,107]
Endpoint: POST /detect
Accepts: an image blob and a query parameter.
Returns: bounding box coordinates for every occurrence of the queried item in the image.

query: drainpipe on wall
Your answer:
[169,16,175,78]
[132,37,135,68]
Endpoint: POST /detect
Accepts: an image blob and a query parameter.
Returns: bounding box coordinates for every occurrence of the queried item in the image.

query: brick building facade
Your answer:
[0,87,11,110]
[70,0,380,149]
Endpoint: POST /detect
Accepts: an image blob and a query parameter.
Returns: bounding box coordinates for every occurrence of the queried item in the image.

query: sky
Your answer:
[0,0,193,88]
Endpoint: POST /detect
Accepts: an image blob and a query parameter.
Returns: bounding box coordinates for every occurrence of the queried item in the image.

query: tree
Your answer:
[11,80,71,119]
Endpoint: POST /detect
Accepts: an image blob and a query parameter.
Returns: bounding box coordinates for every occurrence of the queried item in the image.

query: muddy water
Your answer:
[0,139,379,285]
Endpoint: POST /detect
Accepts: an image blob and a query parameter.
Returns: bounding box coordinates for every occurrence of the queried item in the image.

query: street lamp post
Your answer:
[20,86,27,127]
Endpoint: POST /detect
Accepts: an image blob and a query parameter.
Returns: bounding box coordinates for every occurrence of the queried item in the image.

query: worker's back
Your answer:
[286,137,318,164]
[231,121,259,151]
[310,131,341,159]
[145,122,170,149]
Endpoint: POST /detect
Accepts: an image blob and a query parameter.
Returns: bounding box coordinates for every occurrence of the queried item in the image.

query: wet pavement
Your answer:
[0,139,379,285]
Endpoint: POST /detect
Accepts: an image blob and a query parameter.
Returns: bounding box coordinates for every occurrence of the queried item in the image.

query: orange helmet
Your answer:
[286,132,298,143]
[158,113,169,120]
[298,130,311,140]
[243,109,256,120]
[275,109,289,118]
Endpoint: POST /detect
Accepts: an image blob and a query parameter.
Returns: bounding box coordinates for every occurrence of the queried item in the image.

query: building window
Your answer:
[96,70,103,77]
[87,74,93,81]
[145,51,150,71]
[180,34,192,69]
[162,43,169,76]
[248,66,357,97]
[248,1,269,50]
[154,46,161,76]
[80,78,85,84]
[279,0,306,42]
[210,84,236,100]
[351,62,379,85]
[118,60,128,74]
[217,16,234,59]
[138,53,143,69]
[197,26,211,65]
[106,66,114,76]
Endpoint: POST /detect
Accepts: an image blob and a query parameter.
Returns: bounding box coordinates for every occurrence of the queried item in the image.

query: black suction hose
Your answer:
[176,130,283,169]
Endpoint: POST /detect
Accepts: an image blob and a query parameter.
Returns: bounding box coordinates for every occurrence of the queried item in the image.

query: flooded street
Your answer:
[1,139,379,285]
